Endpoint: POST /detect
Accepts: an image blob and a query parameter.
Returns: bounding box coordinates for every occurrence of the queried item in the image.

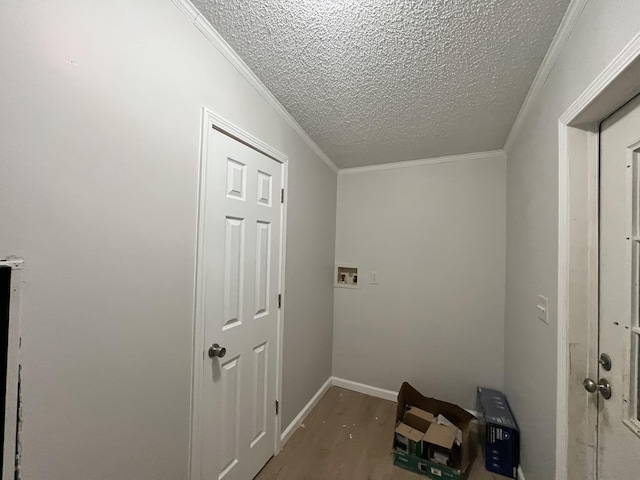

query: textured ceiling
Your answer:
[192,0,570,168]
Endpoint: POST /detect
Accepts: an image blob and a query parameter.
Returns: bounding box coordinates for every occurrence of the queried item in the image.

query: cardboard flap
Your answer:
[396,382,475,427]
[395,422,412,437]
[395,422,424,443]
[423,423,457,450]
[403,407,434,433]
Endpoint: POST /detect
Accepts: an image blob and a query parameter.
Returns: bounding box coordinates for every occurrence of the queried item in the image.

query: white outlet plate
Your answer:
[537,295,549,324]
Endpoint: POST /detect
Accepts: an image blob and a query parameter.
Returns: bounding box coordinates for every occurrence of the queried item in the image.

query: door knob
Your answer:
[208,343,227,359]
[583,377,612,399]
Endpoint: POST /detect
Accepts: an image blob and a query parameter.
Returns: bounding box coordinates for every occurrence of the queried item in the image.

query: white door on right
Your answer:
[598,93,640,479]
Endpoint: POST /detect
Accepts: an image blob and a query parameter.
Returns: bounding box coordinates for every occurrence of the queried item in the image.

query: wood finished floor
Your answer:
[256,387,502,480]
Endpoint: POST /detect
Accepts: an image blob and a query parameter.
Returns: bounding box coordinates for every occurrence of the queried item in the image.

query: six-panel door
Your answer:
[199,129,282,480]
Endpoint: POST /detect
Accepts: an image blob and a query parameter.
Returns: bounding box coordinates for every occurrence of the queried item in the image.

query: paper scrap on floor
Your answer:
[436,414,462,446]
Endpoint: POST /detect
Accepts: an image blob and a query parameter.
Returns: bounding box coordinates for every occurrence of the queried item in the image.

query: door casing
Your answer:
[560,33,640,480]
[0,256,23,480]
[188,108,289,480]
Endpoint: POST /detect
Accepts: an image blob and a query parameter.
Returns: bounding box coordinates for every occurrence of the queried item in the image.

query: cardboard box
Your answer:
[404,407,435,433]
[424,423,457,466]
[395,422,426,457]
[395,406,434,458]
[392,382,475,480]
[436,414,462,446]
[476,387,519,479]
[394,451,460,480]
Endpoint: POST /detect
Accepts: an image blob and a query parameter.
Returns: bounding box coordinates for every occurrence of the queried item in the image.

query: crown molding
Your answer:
[338,150,506,175]
[171,0,339,174]
[171,0,199,19]
[560,30,640,125]
[503,0,588,153]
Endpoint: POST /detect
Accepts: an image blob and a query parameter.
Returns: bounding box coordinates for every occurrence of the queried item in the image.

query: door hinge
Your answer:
[275,400,279,415]
[281,188,285,203]
[278,294,282,309]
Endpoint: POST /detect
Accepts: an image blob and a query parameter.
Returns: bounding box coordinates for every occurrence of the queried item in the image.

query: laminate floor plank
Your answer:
[256,387,504,480]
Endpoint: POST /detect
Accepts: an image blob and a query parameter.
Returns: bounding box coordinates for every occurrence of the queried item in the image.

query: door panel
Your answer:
[199,128,282,480]
[251,342,268,446]
[226,159,246,200]
[257,171,272,206]
[254,222,271,318]
[598,94,640,479]
[220,356,241,478]
[223,217,244,329]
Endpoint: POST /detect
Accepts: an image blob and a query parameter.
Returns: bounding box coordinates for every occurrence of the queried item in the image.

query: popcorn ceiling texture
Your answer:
[192,0,570,168]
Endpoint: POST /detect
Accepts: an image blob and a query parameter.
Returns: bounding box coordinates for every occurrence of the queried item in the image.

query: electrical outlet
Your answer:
[537,295,549,324]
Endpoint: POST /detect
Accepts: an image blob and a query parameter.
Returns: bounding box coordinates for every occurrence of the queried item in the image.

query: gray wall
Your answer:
[0,1,335,478]
[333,155,506,410]
[504,2,640,479]
[281,141,336,429]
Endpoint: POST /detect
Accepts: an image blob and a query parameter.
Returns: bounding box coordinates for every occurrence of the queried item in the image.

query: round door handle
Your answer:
[208,343,227,359]
[583,377,612,399]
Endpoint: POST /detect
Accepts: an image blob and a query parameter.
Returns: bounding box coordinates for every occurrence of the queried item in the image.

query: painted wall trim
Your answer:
[556,118,571,480]
[503,0,588,153]
[560,31,640,125]
[170,0,339,174]
[206,109,289,164]
[518,465,526,480]
[275,158,290,455]
[338,150,506,176]
[331,377,481,418]
[280,377,332,447]
[331,377,398,402]
[557,29,640,480]
[171,0,199,19]
[0,257,23,480]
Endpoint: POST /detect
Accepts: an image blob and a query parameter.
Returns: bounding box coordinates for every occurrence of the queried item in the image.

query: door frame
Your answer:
[0,256,23,480]
[559,32,640,480]
[188,108,289,480]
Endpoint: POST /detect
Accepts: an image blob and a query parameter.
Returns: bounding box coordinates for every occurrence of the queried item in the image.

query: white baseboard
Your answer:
[331,377,398,402]
[281,376,485,452]
[518,465,526,480]
[331,377,480,418]
[280,377,332,446]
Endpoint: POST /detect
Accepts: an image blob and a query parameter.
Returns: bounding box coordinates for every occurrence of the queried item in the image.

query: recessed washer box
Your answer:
[334,265,360,289]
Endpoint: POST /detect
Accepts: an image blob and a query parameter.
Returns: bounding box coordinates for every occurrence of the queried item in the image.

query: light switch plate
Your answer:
[537,295,549,324]
[370,271,378,284]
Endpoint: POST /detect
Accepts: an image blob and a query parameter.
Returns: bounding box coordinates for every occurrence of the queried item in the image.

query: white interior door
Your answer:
[597,94,640,479]
[198,127,282,480]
